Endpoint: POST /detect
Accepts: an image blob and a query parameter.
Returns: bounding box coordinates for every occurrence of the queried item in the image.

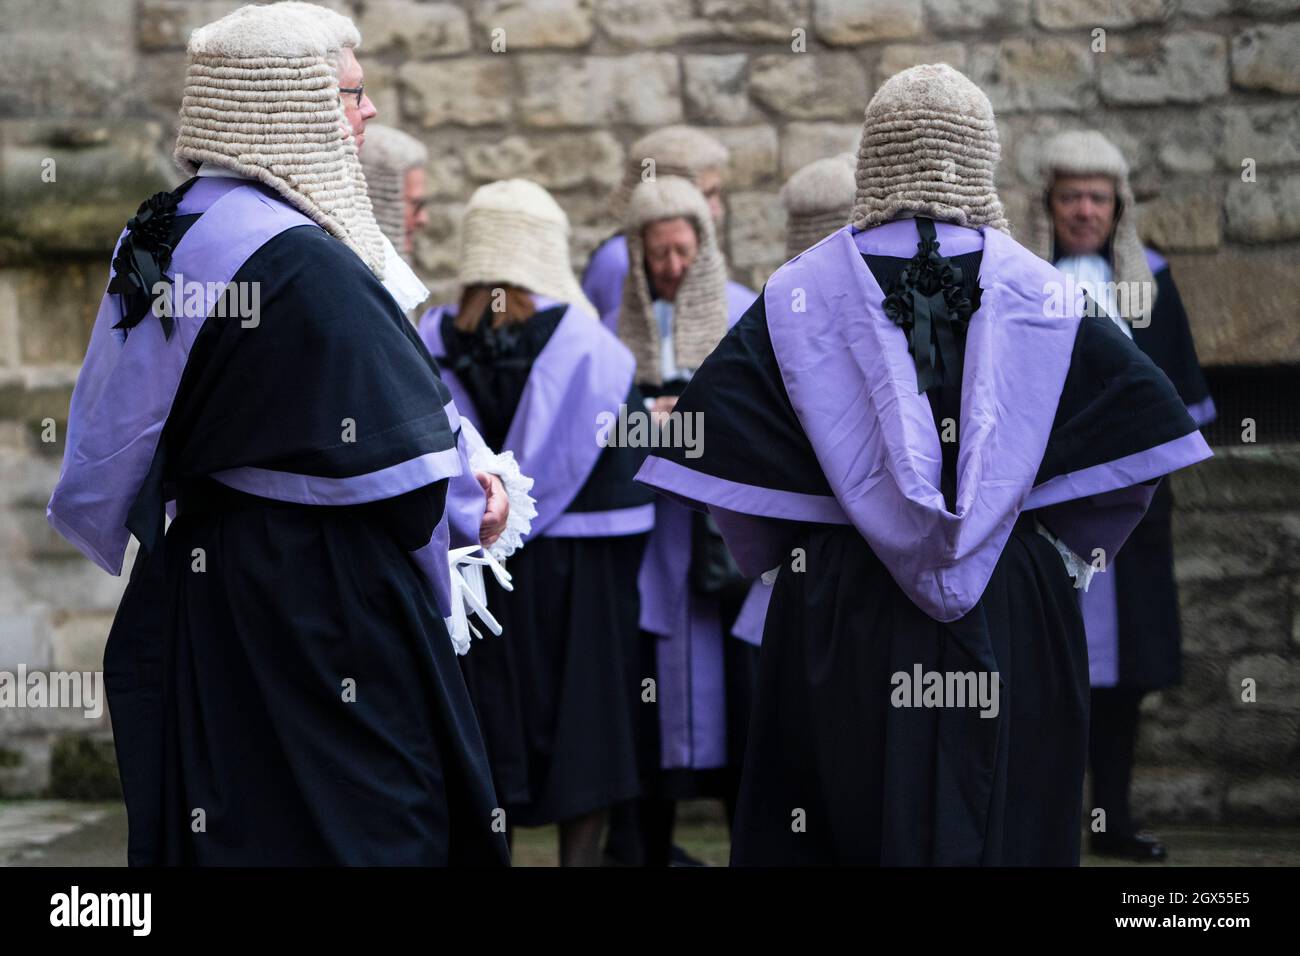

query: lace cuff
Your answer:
[468,445,537,561]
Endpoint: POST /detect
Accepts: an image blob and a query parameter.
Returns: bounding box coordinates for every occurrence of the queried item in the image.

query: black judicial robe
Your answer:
[636,224,1210,865]
[1109,253,1215,690]
[437,303,655,828]
[102,203,507,865]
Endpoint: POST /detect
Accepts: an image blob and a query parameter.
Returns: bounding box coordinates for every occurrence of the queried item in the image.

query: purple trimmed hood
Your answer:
[46,178,315,574]
[764,221,1085,622]
[419,296,636,539]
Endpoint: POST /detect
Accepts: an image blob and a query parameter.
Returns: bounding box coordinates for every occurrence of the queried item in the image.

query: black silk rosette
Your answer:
[108,181,195,339]
[882,218,974,396]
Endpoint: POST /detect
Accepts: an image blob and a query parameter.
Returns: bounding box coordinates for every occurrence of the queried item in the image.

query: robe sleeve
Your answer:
[165,225,461,498]
[154,225,464,615]
[635,292,846,577]
[443,413,491,552]
[1026,311,1211,565]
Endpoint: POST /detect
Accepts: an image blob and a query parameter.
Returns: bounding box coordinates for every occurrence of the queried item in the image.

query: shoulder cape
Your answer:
[48,178,462,602]
[637,222,1211,622]
[420,297,651,539]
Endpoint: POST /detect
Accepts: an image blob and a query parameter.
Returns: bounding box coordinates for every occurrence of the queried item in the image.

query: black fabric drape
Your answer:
[444,301,650,827]
[105,220,504,866]
[644,279,1197,865]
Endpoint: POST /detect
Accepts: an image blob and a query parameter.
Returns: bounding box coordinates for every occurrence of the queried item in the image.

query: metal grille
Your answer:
[1200,365,1300,446]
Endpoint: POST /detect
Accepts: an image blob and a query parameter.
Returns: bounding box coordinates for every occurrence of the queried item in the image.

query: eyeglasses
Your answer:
[339,85,364,108]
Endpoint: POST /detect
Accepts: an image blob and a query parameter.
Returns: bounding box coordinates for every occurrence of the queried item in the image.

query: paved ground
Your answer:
[3,799,1299,867]
[0,801,123,866]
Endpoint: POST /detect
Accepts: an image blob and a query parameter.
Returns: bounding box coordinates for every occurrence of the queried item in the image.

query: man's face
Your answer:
[403,166,428,257]
[643,217,699,304]
[695,167,724,225]
[337,47,377,150]
[1049,174,1118,257]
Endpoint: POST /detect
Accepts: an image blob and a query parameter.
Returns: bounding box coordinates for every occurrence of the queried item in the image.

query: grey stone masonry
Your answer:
[0,0,1296,815]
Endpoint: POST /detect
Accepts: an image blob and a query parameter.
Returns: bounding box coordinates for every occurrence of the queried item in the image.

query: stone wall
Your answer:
[1,0,1298,811]
[1140,445,1300,823]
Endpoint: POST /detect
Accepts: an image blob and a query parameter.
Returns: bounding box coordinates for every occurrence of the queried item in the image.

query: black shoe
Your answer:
[669,844,707,867]
[1091,829,1168,862]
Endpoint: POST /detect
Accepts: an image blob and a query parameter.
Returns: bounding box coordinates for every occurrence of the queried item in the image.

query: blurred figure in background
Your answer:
[1034,130,1216,862]
[780,152,857,261]
[610,176,759,867]
[418,180,654,866]
[358,122,531,651]
[583,126,751,332]
[360,123,429,264]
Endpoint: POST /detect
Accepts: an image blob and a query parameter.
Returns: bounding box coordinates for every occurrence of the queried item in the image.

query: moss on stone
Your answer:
[48,736,121,800]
